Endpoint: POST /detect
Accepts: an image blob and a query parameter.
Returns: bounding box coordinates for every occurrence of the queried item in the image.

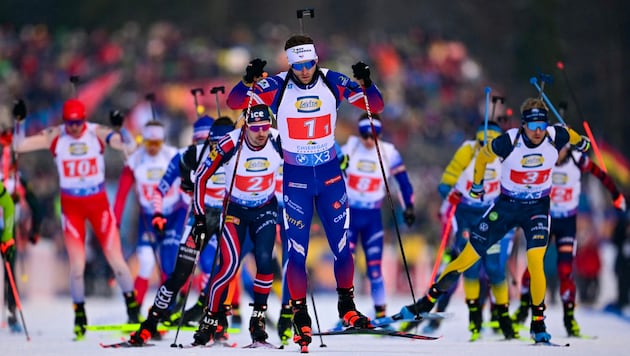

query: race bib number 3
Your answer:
[62,158,98,178]
[510,169,551,185]
[287,114,332,139]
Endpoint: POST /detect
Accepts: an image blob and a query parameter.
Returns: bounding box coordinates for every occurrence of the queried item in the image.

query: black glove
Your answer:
[28,231,40,245]
[469,183,485,201]
[109,110,124,127]
[244,58,267,83]
[191,214,207,245]
[339,154,350,175]
[151,212,167,236]
[575,135,591,153]
[1,239,15,261]
[403,206,415,227]
[351,61,372,87]
[12,99,27,121]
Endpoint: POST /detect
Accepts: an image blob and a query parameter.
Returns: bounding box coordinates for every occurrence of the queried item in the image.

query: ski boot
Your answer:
[337,287,371,328]
[563,302,581,337]
[467,299,482,341]
[399,286,441,319]
[495,304,519,339]
[249,304,269,342]
[375,304,394,330]
[129,307,162,345]
[530,303,551,343]
[489,303,501,334]
[511,293,530,325]
[422,318,441,333]
[124,291,141,324]
[73,302,87,340]
[7,311,22,333]
[291,299,312,351]
[277,304,293,345]
[231,304,242,331]
[193,308,225,346]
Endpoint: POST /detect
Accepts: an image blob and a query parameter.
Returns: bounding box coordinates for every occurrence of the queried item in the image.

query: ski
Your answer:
[86,323,197,332]
[531,341,570,347]
[177,340,237,349]
[574,334,597,340]
[314,327,440,340]
[372,312,451,328]
[99,341,155,348]
[242,340,282,349]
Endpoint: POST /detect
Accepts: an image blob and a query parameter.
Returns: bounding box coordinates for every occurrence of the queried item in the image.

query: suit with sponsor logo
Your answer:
[227,68,384,300]
[193,128,283,311]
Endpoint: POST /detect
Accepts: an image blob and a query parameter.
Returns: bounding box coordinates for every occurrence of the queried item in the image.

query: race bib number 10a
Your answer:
[287,114,332,139]
[62,158,98,178]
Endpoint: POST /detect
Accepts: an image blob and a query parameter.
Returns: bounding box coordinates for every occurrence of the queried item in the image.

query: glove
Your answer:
[446,190,462,206]
[12,99,27,121]
[339,154,349,175]
[403,206,415,227]
[469,182,485,201]
[351,61,372,87]
[614,194,627,212]
[575,136,591,153]
[191,214,207,244]
[109,110,124,127]
[244,58,267,83]
[28,231,40,245]
[151,212,167,235]
[1,239,15,261]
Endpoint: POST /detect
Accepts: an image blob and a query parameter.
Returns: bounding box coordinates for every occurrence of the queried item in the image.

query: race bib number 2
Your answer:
[235,173,274,192]
[287,114,332,139]
[62,158,98,178]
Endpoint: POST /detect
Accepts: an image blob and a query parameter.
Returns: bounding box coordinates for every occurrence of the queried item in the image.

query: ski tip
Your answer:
[532,341,570,347]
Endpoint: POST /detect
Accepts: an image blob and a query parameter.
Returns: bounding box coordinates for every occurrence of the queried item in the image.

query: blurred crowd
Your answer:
[0,21,626,304]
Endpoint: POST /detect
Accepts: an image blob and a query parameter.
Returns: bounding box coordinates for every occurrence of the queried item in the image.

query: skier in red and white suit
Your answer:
[13,99,140,338]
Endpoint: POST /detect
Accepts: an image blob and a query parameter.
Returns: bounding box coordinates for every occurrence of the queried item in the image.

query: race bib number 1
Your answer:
[287,114,332,139]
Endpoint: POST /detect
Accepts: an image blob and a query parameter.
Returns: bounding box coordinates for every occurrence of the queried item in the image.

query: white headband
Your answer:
[142,124,165,141]
[286,44,318,65]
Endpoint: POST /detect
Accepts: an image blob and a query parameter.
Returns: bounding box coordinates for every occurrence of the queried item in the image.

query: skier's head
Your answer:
[192,115,214,144]
[62,99,87,137]
[209,116,235,143]
[142,120,165,155]
[285,35,318,85]
[520,97,549,145]
[244,104,272,147]
[475,121,503,146]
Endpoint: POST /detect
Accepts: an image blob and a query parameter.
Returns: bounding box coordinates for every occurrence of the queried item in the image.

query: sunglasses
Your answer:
[144,140,163,148]
[249,124,271,132]
[65,119,85,127]
[291,60,316,71]
[526,121,548,131]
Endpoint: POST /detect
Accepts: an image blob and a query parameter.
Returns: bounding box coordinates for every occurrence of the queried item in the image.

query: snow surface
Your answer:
[2,292,629,356]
